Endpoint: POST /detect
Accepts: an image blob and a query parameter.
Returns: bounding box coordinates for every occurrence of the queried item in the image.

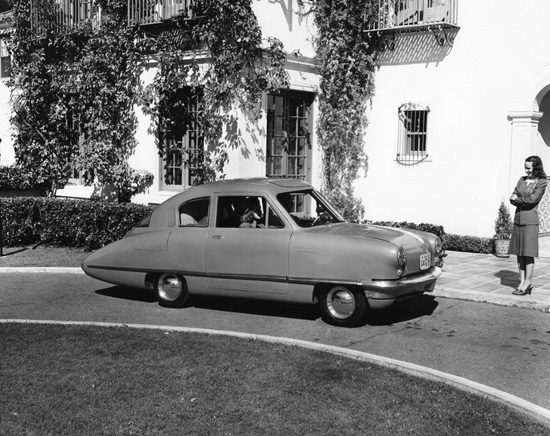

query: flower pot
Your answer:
[494,238,510,258]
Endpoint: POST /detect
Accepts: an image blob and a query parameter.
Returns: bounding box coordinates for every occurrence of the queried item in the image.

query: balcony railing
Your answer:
[30,0,193,35]
[128,0,193,26]
[31,0,99,35]
[367,0,458,31]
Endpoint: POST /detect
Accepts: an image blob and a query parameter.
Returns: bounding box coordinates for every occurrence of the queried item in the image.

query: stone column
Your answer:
[507,111,543,193]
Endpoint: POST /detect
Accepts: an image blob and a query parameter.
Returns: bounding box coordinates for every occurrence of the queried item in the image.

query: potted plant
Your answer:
[494,201,513,257]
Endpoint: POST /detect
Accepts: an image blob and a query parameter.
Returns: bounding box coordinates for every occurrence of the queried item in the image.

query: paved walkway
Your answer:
[434,251,550,313]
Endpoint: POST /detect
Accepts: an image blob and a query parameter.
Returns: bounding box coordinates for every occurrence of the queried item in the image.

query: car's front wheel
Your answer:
[319,285,368,327]
[154,274,189,308]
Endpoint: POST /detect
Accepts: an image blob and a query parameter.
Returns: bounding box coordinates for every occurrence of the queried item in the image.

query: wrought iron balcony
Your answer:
[29,0,193,36]
[128,0,193,26]
[366,0,459,46]
[31,0,99,36]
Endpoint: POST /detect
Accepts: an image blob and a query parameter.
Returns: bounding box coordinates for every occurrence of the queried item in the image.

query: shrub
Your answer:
[370,220,494,254]
[494,201,513,239]
[0,165,48,194]
[0,199,496,255]
[0,197,154,250]
[441,233,494,254]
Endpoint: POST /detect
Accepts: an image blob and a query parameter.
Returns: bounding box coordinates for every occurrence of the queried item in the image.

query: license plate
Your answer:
[420,253,431,270]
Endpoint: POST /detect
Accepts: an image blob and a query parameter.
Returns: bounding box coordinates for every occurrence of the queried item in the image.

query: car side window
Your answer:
[179,197,210,227]
[215,196,284,229]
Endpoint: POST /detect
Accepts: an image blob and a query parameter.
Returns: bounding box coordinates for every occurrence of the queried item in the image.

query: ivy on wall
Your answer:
[7,0,147,200]
[142,0,289,183]
[8,0,379,214]
[303,0,380,222]
[7,0,288,197]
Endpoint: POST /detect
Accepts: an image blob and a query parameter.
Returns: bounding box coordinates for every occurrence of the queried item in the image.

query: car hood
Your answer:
[303,223,429,248]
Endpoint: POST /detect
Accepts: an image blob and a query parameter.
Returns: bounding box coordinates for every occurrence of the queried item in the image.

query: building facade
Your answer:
[359,0,550,237]
[2,0,550,238]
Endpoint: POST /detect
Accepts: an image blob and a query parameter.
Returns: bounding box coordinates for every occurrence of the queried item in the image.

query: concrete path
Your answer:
[433,251,550,313]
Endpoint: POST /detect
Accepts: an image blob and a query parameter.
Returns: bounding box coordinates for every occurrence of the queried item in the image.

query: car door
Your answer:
[205,194,290,294]
[166,196,210,291]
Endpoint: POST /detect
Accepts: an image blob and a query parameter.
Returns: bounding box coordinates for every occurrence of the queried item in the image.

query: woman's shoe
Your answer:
[516,284,533,296]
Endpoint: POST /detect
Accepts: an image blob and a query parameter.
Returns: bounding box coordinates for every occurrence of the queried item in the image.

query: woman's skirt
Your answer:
[509,224,539,257]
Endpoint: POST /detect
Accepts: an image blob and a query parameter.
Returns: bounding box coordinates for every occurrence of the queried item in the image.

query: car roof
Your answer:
[185,177,311,196]
[146,178,315,228]
[156,178,312,208]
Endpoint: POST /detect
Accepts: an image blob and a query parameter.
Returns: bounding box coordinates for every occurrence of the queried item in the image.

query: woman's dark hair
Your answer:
[526,155,547,179]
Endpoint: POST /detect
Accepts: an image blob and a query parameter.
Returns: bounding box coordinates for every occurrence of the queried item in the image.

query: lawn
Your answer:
[0,246,89,267]
[1,323,549,436]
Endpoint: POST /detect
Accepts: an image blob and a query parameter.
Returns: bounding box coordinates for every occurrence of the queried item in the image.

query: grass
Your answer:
[0,245,89,267]
[1,323,550,436]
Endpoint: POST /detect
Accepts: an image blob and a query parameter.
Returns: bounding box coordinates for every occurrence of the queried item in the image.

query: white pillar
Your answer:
[507,111,543,194]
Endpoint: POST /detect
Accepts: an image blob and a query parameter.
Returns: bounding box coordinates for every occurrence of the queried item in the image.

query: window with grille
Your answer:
[266,91,313,181]
[0,39,10,78]
[160,88,204,191]
[397,103,430,164]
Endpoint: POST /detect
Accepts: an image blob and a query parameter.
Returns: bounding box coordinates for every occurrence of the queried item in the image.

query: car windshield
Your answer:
[276,189,345,228]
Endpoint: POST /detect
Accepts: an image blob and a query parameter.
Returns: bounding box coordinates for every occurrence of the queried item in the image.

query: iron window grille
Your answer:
[396,102,430,165]
[0,39,10,78]
[160,88,204,191]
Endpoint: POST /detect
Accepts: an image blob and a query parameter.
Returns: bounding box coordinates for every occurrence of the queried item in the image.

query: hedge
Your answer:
[0,165,48,193]
[0,197,495,254]
[0,197,154,250]
[441,233,494,254]
[371,220,494,254]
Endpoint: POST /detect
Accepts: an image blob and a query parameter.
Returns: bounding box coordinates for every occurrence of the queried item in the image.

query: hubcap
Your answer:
[326,287,356,319]
[157,274,182,302]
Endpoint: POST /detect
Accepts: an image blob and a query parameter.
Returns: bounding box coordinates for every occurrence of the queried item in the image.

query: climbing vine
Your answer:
[304,0,380,221]
[8,0,288,197]
[8,0,149,200]
[142,0,289,183]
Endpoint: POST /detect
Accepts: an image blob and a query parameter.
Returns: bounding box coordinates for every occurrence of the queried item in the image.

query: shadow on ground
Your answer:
[95,286,438,327]
[367,295,439,326]
[494,269,519,289]
[95,286,157,303]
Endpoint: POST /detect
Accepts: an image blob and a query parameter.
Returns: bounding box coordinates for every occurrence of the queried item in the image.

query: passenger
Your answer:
[239,197,264,228]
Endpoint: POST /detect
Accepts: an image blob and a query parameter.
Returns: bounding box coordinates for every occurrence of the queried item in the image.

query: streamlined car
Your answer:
[82,178,443,327]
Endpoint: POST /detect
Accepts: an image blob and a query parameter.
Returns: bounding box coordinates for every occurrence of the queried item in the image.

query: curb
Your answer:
[0,267,83,274]
[433,287,550,313]
[2,319,550,428]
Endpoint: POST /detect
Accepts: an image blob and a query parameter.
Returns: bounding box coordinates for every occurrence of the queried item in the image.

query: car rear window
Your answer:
[179,197,210,227]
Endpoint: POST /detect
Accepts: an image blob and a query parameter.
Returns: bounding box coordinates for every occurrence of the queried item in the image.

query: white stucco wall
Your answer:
[356,0,550,237]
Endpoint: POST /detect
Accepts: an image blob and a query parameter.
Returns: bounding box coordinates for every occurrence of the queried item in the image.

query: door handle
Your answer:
[211,235,224,240]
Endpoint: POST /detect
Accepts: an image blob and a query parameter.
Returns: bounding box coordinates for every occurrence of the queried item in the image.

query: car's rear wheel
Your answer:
[155,274,189,308]
[319,285,368,327]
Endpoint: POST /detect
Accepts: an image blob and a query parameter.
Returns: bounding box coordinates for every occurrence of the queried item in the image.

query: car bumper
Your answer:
[361,266,442,310]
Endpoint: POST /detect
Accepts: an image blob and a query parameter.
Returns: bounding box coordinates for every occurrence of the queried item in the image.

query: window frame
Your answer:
[159,87,204,192]
[0,38,11,79]
[214,194,286,229]
[178,197,210,228]
[266,90,314,182]
[397,102,430,164]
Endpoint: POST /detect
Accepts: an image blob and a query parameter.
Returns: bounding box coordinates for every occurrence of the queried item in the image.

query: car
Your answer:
[82,178,443,327]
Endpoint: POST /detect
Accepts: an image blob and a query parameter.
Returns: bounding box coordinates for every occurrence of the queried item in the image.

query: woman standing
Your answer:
[509,155,548,295]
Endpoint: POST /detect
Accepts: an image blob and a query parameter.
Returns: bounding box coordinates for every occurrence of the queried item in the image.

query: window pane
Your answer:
[179,197,209,227]
[266,91,312,179]
[160,88,204,190]
[0,56,10,78]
